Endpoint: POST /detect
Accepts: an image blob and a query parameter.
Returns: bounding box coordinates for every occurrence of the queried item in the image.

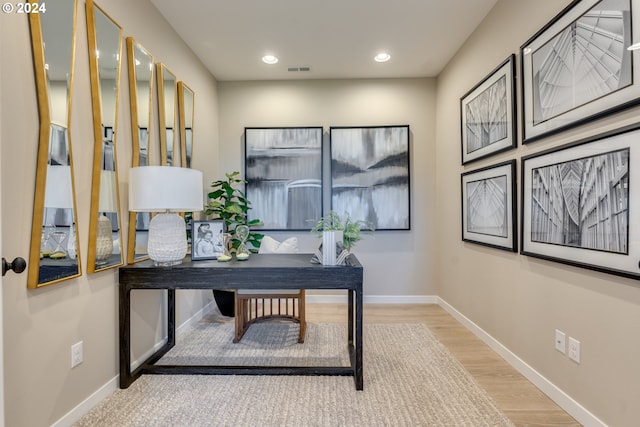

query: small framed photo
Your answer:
[461,160,517,252]
[521,124,637,279]
[460,54,516,164]
[191,220,225,260]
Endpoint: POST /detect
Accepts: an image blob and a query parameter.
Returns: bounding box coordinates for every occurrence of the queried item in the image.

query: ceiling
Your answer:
[149,0,499,81]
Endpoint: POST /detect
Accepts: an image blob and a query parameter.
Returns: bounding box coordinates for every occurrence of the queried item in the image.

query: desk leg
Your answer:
[168,289,176,347]
[119,285,133,388]
[355,286,363,390]
[348,289,354,345]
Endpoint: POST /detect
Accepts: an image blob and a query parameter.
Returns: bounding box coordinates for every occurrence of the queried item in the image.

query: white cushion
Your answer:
[258,236,299,254]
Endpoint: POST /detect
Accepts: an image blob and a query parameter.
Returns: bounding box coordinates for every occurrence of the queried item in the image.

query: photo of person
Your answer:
[191,221,225,260]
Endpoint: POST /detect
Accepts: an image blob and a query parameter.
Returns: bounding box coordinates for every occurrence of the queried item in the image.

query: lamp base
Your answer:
[153,259,183,267]
[148,212,187,265]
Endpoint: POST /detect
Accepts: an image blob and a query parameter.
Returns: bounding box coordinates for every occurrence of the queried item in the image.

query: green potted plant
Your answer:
[311,211,374,264]
[205,171,264,316]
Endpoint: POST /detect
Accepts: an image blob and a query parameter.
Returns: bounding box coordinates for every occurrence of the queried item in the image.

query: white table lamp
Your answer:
[44,165,76,258]
[129,166,203,265]
[44,165,73,210]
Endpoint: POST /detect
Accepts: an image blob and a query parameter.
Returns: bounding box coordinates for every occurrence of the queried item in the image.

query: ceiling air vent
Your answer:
[287,66,311,72]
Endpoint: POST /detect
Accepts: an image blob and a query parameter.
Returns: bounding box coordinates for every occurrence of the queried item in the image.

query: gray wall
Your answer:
[436,1,640,426]
[1,0,218,425]
[217,79,437,299]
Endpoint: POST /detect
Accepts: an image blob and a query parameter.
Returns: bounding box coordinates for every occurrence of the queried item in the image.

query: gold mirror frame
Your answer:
[157,63,178,166]
[86,0,124,273]
[27,0,82,288]
[126,37,154,263]
[178,82,195,169]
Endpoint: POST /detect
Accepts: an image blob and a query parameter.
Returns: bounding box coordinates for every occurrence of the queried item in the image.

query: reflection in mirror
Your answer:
[27,0,82,288]
[86,0,124,273]
[126,37,154,263]
[157,63,177,166]
[178,82,195,168]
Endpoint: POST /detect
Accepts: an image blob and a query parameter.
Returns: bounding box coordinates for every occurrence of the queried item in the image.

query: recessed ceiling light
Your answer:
[628,42,640,51]
[262,55,278,64]
[374,53,391,63]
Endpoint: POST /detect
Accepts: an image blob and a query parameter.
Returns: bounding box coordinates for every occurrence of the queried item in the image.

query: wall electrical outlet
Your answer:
[71,341,83,368]
[568,337,581,364]
[555,329,566,353]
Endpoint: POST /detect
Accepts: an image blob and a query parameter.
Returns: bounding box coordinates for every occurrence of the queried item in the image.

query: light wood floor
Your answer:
[306,303,581,427]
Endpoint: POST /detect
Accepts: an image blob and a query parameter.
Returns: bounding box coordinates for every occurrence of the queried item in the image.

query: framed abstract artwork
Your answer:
[521,124,639,279]
[521,0,640,143]
[330,125,410,230]
[460,54,516,164]
[244,127,323,230]
[461,160,517,252]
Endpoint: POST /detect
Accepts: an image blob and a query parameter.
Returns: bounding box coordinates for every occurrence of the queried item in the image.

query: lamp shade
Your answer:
[44,165,73,209]
[99,170,118,213]
[129,166,204,212]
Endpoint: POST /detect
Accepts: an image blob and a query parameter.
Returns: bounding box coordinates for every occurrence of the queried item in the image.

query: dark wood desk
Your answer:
[119,253,364,390]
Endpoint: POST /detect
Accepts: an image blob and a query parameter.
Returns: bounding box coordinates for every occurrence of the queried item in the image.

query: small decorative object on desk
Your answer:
[217,233,232,262]
[235,225,250,260]
[311,241,350,266]
[310,211,374,265]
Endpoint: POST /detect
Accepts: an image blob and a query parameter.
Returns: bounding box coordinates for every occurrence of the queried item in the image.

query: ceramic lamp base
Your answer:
[96,215,114,261]
[148,212,187,266]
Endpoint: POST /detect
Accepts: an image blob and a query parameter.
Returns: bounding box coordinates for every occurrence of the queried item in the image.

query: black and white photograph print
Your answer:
[244,127,323,230]
[461,160,516,252]
[460,55,516,164]
[521,124,640,279]
[330,125,410,230]
[521,0,640,143]
[191,220,225,260]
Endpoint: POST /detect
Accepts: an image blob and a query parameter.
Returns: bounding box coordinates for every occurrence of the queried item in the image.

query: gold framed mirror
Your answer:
[86,0,124,273]
[178,82,194,169]
[126,37,154,264]
[157,63,177,166]
[27,0,82,288]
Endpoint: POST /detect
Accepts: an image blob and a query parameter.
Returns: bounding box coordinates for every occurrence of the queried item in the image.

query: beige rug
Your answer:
[75,321,514,426]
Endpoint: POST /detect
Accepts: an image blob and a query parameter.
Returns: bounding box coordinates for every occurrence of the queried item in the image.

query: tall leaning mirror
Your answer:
[178,82,195,168]
[157,63,177,166]
[27,0,82,288]
[126,37,154,263]
[86,0,124,273]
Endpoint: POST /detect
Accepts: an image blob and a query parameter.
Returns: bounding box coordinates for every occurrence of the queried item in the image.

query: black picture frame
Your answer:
[244,127,323,230]
[460,54,516,164]
[461,160,517,252]
[520,0,640,144]
[521,124,637,279]
[191,220,225,260]
[330,125,411,230]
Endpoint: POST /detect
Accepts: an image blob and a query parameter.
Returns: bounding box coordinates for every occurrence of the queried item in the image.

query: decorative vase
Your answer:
[322,230,343,266]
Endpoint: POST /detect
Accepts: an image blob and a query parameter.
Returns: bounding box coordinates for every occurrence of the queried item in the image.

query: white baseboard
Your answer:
[50,377,117,427]
[51,300,217,427]
[437,297,607,427]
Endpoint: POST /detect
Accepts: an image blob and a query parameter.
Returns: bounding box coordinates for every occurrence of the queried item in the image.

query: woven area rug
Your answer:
[75,321,514,427]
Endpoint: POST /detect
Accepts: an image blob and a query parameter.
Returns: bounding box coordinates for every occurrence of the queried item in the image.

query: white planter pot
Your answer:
[322,230,343,266]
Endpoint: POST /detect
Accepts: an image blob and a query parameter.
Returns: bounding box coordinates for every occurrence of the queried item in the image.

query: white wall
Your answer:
[435,1,640,426]
[0,1,218,425]
[218,79,437,299]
